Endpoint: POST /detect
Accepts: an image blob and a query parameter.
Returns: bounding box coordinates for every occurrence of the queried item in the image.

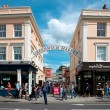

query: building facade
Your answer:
[70,6,110,95]
[0,5,44,94]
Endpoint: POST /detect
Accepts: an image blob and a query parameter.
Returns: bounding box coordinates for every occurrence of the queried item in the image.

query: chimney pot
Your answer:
[2,4,9,8]
[103,4,108,10]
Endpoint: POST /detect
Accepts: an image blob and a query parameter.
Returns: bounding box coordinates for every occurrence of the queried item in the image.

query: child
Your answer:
[101,89,104,98]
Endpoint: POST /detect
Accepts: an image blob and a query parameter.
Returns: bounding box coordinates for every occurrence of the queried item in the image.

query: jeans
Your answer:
[43,92,47,105]
[37,90,42,98]
[62,93,67,100]
[70,90,76,98]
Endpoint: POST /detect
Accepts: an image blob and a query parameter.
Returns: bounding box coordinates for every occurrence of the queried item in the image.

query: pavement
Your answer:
[0,94,110,103]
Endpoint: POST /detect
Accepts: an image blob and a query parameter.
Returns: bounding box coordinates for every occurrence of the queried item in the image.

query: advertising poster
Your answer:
[53,87,60,95]
[46,69,51,77]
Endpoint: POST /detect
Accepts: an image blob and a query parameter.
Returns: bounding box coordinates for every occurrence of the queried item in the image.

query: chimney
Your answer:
[2,4,9,8]
[102,4,108,10]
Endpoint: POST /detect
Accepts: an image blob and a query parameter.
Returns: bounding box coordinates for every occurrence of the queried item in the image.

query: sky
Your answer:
[1,0,110,73]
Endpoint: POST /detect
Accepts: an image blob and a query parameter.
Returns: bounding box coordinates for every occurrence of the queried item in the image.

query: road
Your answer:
[0,102,110,110]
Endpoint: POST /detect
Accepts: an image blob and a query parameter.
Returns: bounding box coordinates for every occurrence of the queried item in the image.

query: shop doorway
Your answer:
[83,72,93,95]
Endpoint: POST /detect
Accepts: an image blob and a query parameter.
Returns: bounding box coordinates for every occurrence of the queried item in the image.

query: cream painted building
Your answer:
[0,5,44,94]
[70,5,110,95]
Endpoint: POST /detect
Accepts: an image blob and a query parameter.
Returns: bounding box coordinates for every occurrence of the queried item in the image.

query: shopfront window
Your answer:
[0,74,16,89]
[84,72,92,78]
[96,74,110,89]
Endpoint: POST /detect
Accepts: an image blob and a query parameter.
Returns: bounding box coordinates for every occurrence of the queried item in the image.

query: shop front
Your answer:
[76,62,110,96]
[0,61,37,96]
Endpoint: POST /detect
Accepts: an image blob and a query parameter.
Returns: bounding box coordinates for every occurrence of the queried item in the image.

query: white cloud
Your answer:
[61,62,70,67]
[42,19,75,46]
[60,5,80,24]
[43,51,48,55]
[41,5,79,46]
[44,63,50,67]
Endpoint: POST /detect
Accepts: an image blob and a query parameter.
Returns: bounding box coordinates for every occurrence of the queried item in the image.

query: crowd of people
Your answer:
[3,81,78,104]
[1,81,110,105]
[96,83,110,98]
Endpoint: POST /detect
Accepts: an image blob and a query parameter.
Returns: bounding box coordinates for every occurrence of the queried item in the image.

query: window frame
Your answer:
[0,46,6,61]
[13,46,22,61]
[97,23,106,37]
[0,25,6,37]
[96,43,108,61]
[14,24,22,37]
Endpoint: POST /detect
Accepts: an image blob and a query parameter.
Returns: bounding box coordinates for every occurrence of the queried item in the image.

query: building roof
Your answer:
[0,5,44,47]
[70,6,110,47]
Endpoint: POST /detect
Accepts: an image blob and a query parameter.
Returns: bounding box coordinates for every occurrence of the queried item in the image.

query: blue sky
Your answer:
[1,0,110,72]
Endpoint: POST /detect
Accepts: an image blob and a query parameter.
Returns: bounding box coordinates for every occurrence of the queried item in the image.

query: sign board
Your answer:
[46,69,51,77]
[53,87,60,95]
[33,45,79,57]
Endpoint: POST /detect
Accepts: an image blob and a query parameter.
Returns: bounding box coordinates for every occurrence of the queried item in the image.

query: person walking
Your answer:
[15,81,21,99]
[7,82,12,97]
[62,86,67,101]
[42,83,48,105]
[70,84,76,99]
[28,85,37,101]
[105,84,109,98]
[59,85,63,98]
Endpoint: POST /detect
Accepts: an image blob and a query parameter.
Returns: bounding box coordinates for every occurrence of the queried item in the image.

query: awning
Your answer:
[0,61,38,73]
[76,62,110,74]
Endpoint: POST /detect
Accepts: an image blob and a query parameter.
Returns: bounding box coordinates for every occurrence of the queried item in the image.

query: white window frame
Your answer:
[13,47,22,61]
[95,43,108,61]
[14,24,22,38]
[0,43,8,61]
[11,43,23,61]
[97,23,106,37]
[0,25,6,37]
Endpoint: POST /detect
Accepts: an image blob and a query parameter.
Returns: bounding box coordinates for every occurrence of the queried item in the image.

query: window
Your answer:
[0,47,6,60]
[97,46,106,61]
[0,25,6,37]
[14,24,22,37]
[13,47,22,60]
[97,23,106,37]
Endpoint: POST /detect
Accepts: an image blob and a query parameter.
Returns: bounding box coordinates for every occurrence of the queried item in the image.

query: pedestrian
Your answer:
[62,86,67,100]
[60,85,63,98]
[7,82,12,97]
[24,83,28,99]
[84,83,91,97]
[70,84,76,99]
[104,84,109,98]
[28,85,37,101]
[15,81,21,99]
[42,83,48,105]
[101,88,104,98]
[37,85,42,98]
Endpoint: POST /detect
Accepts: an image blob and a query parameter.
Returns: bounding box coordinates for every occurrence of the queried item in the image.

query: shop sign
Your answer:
[33,45,79,56]
[89,64,110,69]
[3,77,10,81]
[76,62,110,73]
